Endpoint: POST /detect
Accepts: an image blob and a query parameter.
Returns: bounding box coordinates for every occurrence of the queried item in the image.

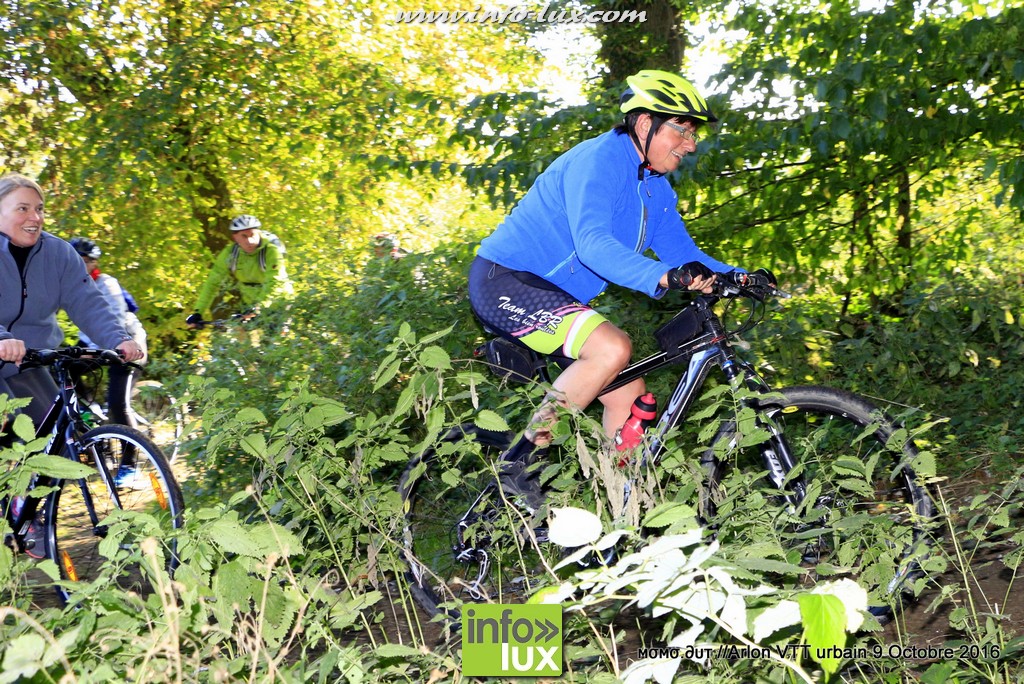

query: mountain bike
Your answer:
[1,347,185,605]
[399,272,938,623]
[185,311,264,379]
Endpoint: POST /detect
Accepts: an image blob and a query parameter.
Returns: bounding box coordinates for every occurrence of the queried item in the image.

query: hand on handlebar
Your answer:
[729,268,777,288]
[0,338,27,366]
[115,339,145,363]
[667,261,716,292]
[720,268,788,300]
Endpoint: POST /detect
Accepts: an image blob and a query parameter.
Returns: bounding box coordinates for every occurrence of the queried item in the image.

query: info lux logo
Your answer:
[461,605,562,677]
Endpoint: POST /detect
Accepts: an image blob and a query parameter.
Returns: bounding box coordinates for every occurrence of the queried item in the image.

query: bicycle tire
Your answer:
[131,380,186,462]
[400,424,560,620]
[43,424,185,604]
[701,384,937,621]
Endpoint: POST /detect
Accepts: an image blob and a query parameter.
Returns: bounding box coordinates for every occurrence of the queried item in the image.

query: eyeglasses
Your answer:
[663,121,700,143]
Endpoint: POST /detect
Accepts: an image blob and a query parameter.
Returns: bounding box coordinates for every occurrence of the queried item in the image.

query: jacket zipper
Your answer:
[5,241,39,334]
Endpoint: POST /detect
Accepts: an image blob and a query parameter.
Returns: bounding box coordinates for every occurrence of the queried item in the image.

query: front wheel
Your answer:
[44,424,185,604]
[400,424,559,620]
[701,385,938,622]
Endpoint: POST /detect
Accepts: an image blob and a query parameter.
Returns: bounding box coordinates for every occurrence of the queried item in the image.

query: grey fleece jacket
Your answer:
[0,231,132,351]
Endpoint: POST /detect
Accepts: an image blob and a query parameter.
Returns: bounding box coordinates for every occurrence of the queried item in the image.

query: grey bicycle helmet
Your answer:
[69,237,101,259]
[230,215,262,232]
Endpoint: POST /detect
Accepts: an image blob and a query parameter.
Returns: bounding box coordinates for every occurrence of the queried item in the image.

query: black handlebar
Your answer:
[19,347,127,367]
[186,310,256,329]
[713,271,790,302]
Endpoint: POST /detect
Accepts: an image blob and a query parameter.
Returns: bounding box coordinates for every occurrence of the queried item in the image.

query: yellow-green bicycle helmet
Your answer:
[620,70,717,123]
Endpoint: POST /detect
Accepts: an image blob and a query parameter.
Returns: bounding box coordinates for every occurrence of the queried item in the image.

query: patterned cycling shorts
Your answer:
[468,256,607,359]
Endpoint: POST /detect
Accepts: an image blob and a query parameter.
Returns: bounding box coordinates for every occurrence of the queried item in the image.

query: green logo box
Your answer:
[462,604,562,677]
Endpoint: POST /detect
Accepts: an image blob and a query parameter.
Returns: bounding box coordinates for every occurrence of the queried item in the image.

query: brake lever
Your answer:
[101,349,125,364]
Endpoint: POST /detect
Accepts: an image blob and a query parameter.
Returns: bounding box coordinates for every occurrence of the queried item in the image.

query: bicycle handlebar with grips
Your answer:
[5,347,130,370]
[186,310,256,329]
[713,270,790,303]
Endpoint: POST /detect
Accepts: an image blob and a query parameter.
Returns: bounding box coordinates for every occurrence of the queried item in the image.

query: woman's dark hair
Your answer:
[613,111,701,136]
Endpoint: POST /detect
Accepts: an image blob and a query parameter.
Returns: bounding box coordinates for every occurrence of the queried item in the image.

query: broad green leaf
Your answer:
[311,400,352,426]
[375,643,424,658]
[474,409,510,432]
[23,454,95,480]
[373,442,409,463]
[798,593,847,675]
[418,325,455,345]
[642,501,697,529]
[206,516,287,558]
[0,633,47,683]
[12,414,35,442]
[235,407,267,424]
[392,384,416,417]
[373,359,401,392]
[418,345,451,370]
[920,663,956,684]
[249,522,303,556]
[240,433,267,458]
[441,468,461,489]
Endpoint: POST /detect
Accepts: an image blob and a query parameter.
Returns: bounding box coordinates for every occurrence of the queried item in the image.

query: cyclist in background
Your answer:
[187,214,292,327]
[69,237,148,430]
[467,70,773,505]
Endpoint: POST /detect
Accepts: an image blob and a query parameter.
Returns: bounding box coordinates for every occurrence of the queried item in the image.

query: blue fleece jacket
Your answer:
[477,129,737,303]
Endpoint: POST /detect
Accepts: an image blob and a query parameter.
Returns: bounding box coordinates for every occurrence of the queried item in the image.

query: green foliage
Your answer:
[690,0,1024,309]
[1,1,1023,680]
[0,0,540,351]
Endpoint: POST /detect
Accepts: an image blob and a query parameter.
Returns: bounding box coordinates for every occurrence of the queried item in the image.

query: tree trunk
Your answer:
[595,0,686,87]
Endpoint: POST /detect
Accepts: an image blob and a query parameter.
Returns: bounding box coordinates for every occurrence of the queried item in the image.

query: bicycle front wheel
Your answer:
[400,424,558,620]
[702,385,937,621]
[45,424,184,604]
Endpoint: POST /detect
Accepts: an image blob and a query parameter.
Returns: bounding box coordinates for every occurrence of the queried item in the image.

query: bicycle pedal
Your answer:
[570,546,617,569]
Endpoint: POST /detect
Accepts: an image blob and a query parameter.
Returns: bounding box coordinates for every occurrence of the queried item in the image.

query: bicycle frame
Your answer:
[522,293,804,504]
[4,352,123,554]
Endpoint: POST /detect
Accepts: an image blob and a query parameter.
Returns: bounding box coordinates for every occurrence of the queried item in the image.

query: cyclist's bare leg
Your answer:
[597,377,646,437]
[525,321,635,444]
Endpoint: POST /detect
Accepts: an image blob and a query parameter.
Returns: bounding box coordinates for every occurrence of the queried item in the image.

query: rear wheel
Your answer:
[702,385,937,622]
[131,380,185,462]
[45,424,184,604]
[400,424,558,620]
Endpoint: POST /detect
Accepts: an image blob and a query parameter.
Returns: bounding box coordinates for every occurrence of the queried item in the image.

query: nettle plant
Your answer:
[539,507,869,684]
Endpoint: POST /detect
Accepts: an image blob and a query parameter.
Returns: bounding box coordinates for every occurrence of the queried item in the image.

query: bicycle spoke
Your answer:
[702,386,937,622]
[48,425,184,603]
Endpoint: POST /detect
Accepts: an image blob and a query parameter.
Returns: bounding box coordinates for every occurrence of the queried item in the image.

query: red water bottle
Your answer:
[615,393,657,465]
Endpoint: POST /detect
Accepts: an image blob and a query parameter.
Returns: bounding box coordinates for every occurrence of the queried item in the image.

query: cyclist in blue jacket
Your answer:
[468,70,772,503]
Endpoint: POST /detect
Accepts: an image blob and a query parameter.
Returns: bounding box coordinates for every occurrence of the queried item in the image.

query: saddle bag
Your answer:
[476,338,538,384]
